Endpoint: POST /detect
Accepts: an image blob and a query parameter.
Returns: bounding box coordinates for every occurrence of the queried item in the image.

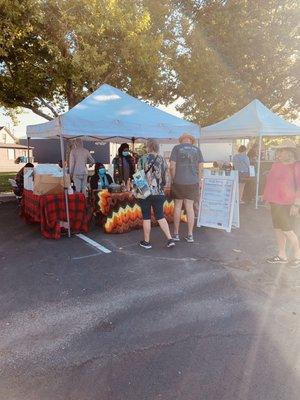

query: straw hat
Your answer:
[272,139,297,150]
[179,132,196,145]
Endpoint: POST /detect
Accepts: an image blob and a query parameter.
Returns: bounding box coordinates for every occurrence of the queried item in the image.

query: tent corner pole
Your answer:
[255,135,263,209]
[27,137,30,161]
[58,117,71,238]
[197,126,201,149]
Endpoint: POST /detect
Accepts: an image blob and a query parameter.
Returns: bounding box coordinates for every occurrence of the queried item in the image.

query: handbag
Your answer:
[132,155,158,199]
[132,169,151,199]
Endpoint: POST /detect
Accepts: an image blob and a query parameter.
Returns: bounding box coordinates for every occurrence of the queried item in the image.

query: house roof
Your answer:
[0,126,17,142]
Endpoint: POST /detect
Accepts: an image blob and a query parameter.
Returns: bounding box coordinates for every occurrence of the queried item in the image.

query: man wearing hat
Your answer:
[170,133,204,243]
[263,139,300,267]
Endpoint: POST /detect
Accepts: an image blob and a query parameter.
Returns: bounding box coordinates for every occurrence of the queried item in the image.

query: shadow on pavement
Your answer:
[0,201,300,400]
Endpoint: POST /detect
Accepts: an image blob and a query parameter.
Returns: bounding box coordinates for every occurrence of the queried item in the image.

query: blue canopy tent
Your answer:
[26,84,200,236]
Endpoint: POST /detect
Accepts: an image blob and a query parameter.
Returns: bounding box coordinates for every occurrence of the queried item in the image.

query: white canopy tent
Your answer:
[201,99,300,140]
[26,84,200,142]
[201,99,300,208]
[26,84,200,237]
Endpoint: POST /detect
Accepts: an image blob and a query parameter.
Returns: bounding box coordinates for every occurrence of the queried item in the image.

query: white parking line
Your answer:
[76,234,112,254]
[72,253,102,260]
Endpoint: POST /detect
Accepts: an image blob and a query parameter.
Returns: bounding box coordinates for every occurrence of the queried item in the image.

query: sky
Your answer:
[0,100,183,139]
[0,108,45,138]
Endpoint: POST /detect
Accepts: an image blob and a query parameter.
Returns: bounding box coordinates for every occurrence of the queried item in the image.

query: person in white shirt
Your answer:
[69,138,94,196]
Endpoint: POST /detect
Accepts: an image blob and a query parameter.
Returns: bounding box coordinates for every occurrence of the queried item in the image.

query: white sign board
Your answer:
[23,167,34,191]
[197,169,239,232]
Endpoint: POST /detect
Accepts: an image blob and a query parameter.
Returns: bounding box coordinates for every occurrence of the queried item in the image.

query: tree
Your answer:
[1,0,299,125]
[0,0,178,120]
[174,0,300,126]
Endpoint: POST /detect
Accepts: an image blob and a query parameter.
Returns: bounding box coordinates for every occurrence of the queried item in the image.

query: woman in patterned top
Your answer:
[137,139,175,249]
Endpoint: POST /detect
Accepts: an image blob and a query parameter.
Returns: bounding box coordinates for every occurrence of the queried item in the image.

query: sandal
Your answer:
[266,255,288,264]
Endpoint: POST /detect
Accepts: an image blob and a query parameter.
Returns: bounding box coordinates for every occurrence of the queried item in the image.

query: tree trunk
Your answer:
[66,79,78,109]
[24,105,54,121]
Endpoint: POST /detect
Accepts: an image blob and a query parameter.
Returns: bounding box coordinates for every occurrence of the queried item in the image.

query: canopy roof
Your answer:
[26,84,199,143]
[201,99,300,141]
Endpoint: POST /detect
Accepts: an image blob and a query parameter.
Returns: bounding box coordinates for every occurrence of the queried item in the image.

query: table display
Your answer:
[21,189,88,239]
[96,190,185,234]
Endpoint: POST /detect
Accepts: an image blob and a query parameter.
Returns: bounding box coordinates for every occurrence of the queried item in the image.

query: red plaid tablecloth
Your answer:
[21,189,88,239]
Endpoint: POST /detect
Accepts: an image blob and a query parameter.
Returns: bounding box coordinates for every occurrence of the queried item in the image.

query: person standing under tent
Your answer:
[233,145,250,203]
[263,140,300,267]
[112,143,135,185]
[170,133,204,243]
[69,138,94,196]
[137,139,175,249]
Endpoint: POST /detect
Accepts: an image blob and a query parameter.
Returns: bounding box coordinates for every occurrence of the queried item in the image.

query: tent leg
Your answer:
[255,135,263,209]
[59,125,71,238]
[197,126,201,150]
[27,137,30,162]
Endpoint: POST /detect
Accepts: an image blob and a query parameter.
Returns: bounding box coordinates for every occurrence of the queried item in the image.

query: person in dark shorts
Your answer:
[170,133,204,243]
[263,139,300,267]
[137,139,175,249]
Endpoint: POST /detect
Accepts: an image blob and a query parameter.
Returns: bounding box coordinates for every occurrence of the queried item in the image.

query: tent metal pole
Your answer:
[197,126,201,149]
[255,135,263,209]
[58,117,71,238]
[27,137,30,162]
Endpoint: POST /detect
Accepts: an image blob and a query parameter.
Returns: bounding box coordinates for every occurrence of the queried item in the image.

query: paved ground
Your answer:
[0,201,299,400]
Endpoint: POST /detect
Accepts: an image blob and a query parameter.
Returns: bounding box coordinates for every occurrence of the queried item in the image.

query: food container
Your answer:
[108,183,122,193]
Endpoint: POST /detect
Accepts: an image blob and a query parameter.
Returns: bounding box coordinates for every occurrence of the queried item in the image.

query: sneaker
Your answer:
[172,234,180,242]
[139,240,152,249]
[184,235,194,243]
[266,255,288,264]
[166,239,175,248]
[288,259,300,269]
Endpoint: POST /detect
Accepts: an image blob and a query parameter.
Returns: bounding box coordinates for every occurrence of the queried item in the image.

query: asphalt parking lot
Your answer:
[0,201,300,400]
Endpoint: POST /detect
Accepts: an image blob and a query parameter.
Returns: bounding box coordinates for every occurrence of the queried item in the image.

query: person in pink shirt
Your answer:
[263,139,300,267]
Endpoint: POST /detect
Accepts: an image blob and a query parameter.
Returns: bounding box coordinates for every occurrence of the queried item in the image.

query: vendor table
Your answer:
[96,190,185,234]
[21,189,88,239]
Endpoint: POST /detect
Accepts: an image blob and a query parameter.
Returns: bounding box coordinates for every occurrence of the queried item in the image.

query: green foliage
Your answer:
[3,107,22,125]
[0,0,177,118]
[175,0,300,126]
[0,172,15,193]
[0,0,299,126]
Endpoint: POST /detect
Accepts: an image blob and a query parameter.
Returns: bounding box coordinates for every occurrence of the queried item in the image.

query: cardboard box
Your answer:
[33,174,71,196]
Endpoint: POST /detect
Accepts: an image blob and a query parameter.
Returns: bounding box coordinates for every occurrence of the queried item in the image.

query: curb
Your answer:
[0,193,16,203]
